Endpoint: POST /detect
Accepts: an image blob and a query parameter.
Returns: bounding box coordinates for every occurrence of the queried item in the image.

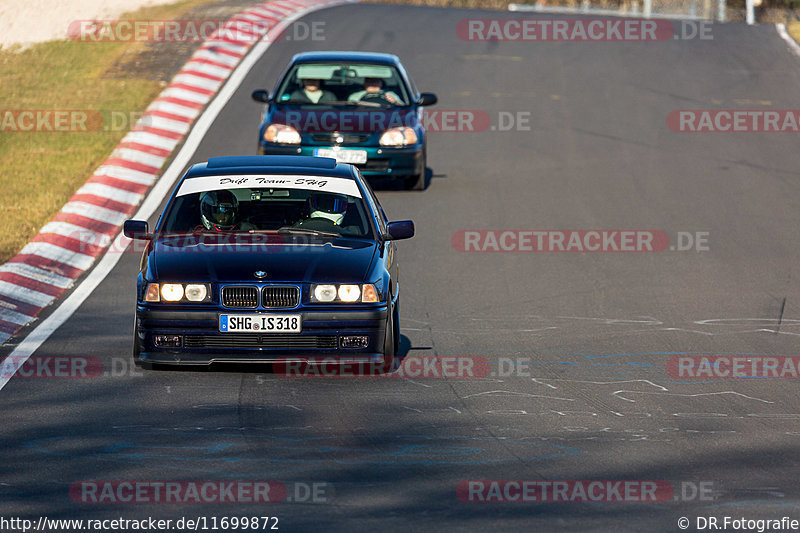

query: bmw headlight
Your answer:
[264,124,301,144]
[337,285,361,303]
[184,284,208,302]
[160,284,184,302]
[313,284,337,303]
[311,284,381,303]
[379,127,418,147]
[145,283,211,303]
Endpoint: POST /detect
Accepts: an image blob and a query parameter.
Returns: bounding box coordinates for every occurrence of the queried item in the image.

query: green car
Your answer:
[252,51,437,190]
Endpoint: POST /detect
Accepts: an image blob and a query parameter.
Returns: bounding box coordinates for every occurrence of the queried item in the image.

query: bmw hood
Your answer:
[149,234,378,283]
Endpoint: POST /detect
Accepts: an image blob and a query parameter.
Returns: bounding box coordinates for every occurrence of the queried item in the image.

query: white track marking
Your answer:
[0,308,36,326]
[0,263,74,289]
[120,130,180,151]
[17,243,95,270]
[76,183,144,206]
[159,87,211,105]
[61,202,129,226]
[193,49,240,67]
[0,282,53,307]
[141,115,192,135]
[182,61,233,80]
[777,24,800,58]
[110,147,167,169]
[93,165,158,186]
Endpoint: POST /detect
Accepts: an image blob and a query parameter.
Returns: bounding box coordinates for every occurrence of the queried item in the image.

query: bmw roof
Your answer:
[184,156,357,180]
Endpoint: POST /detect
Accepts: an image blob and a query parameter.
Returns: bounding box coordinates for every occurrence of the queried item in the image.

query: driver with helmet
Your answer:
[198,190,255,231]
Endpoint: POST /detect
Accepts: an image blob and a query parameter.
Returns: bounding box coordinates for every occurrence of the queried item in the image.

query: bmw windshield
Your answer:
[158,174,375,239]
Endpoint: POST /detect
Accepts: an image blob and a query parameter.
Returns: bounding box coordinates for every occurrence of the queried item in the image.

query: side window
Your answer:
[398,65,418,102]
[357,169,388,235]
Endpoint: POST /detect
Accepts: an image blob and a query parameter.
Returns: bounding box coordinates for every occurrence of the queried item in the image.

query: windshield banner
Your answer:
[176,174,362,198]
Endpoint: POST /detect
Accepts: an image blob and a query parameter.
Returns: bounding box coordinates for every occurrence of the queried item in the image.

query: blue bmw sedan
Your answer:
[123,155,414,370]
[251,52,437,190]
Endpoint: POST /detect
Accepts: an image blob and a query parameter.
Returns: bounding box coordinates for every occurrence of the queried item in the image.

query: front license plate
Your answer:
[314,147,368,164]
[220,314,301,333]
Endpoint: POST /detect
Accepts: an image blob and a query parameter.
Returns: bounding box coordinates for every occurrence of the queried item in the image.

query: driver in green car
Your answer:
[348,77,402,105]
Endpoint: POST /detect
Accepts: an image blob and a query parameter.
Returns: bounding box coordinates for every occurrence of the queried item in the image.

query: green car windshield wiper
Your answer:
[276,227,340,238]
[321,100,390,108]
[300,100,363,106]
[350,100,393,108]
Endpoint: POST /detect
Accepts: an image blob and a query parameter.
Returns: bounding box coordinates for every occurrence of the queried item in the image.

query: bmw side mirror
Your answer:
[386,220,415,241]
[418,93,437,106]
[251,89,271,103]
[123,220,152,240]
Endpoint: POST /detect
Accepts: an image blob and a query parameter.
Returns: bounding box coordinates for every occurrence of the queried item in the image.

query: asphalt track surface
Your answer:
[4,4,800,532]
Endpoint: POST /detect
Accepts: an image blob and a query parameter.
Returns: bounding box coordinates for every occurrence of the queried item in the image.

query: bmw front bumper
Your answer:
[135,306,389,366]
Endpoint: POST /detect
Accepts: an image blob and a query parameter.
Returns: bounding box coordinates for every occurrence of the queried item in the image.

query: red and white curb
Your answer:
[0,0,350,346]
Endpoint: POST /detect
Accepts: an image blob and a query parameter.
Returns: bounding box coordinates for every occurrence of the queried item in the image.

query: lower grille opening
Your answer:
[184,335,337,349]
[312,133,370,143]
[355,159,390,172]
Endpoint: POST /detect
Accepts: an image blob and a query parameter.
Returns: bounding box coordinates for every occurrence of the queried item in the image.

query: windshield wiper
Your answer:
[326,100,393,108]
[294,100,362,107]
[350,100,393,108]
[277,227,340,238]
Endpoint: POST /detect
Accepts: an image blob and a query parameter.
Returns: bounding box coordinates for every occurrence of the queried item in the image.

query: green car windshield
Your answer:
[276,62,410,106]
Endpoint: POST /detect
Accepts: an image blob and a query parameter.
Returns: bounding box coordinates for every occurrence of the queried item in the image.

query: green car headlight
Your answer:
[379,127,418,147]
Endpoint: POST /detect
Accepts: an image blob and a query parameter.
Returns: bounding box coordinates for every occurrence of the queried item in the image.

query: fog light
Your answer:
[154,335,182,347]
[340,335,369,349]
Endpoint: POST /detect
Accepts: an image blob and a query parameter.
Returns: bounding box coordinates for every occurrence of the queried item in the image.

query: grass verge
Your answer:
[790,21,800,44]
[0,0,218,264]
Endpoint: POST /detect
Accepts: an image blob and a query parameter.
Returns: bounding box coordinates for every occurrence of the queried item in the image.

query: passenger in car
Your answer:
[289,77,336,104]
